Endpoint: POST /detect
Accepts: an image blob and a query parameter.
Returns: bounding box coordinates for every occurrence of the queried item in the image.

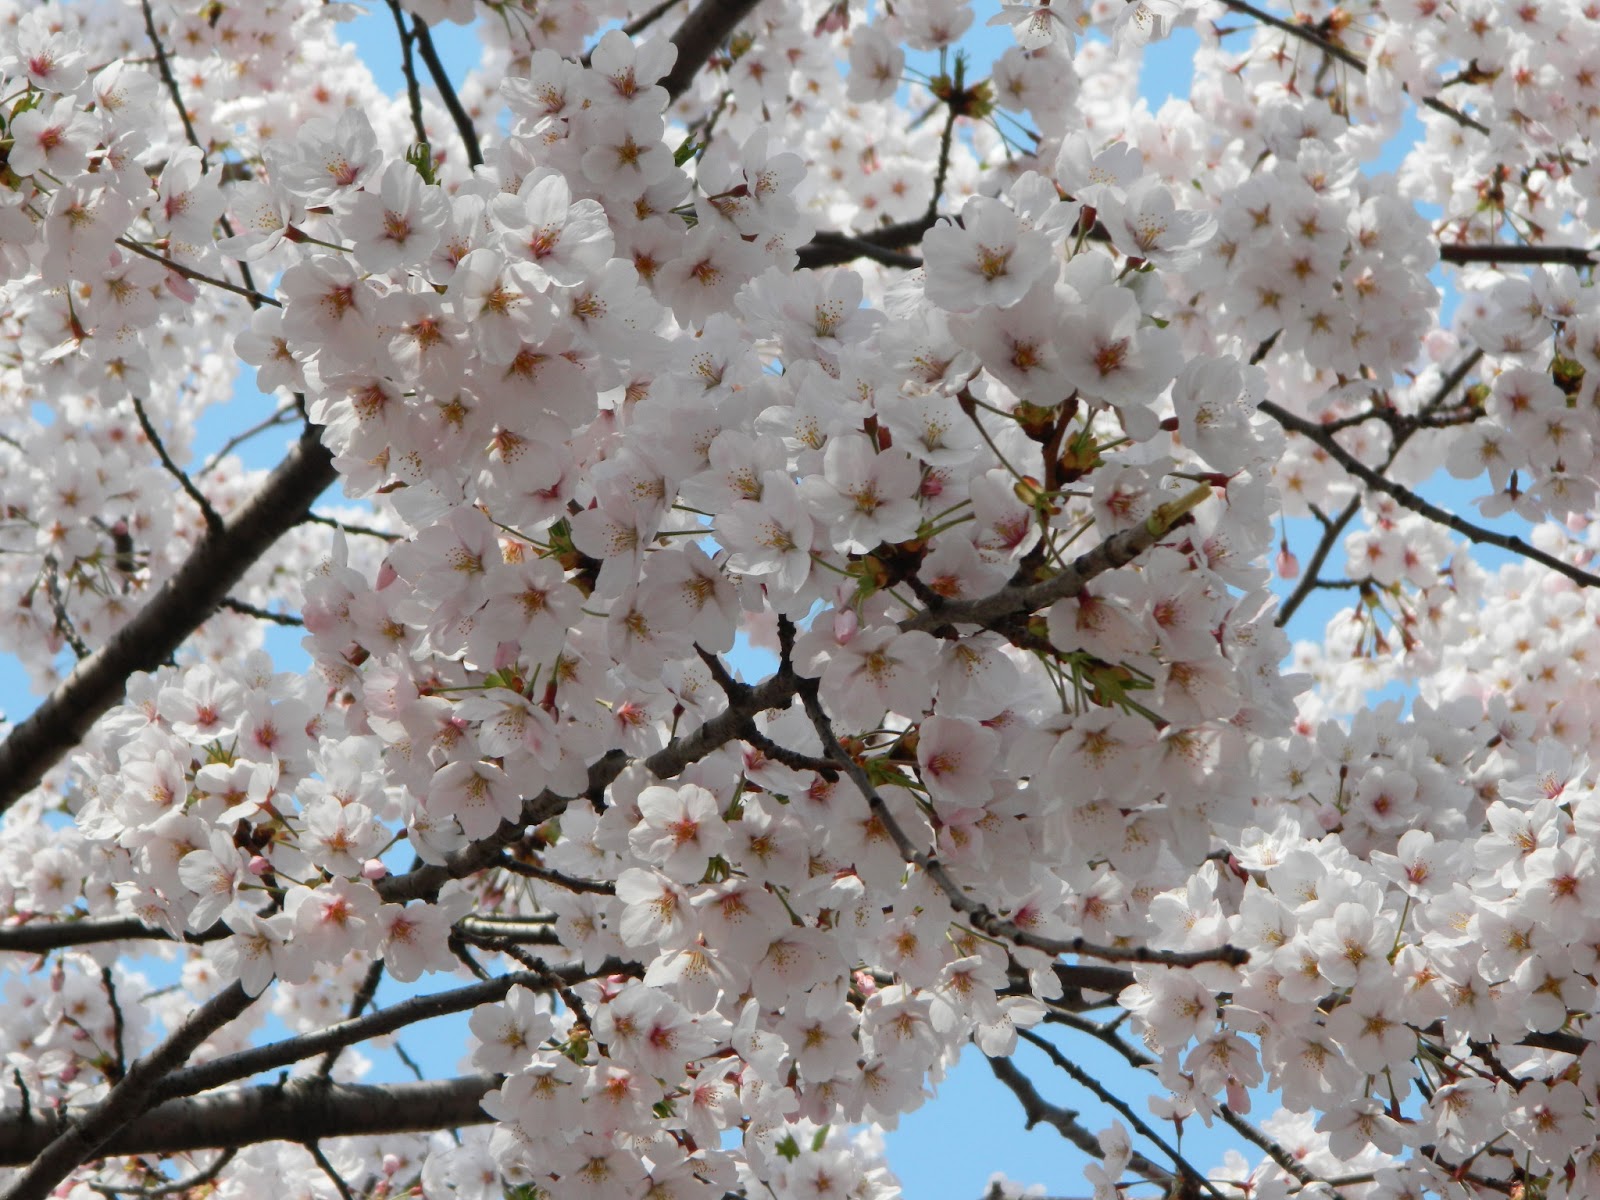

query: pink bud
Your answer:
[361,858,388,881]
[247,854,272,876]
[163,271,199,304]
[382,1154,401,1176]
[1275,546,1300,580]
[833,606,858,644]
[1226,1078,1250,1112]
[59,1064,78,1084]
[375,561,398,590]
[493,639,521,673]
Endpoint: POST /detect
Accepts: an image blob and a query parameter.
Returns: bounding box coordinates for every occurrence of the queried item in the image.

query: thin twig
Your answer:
[1275,347,1483,627]
[1276,496,1360,627]
[394,1041,427,1082]
[1,981,257,1200]
[115,238,281,308]
[41,558,89,660]
[133,397,223,533]
[140,0,204,163]
[496,855,617,895]
[304,1141,356,1200]
[987,1054,1173,1185]
[1261,398,1600,590]
[1046,1008,1335,1194]
[99,967,127,1085]
[135,1,263,302]
[581,0,684,65]
[410,15,482,167]
[317,960,386,1078]
[219,597,304,626]
[199,402,300,476]
[386,0,427,148]
[794,669,1247,969]
[1217,0,1488,133]
[299,512,402,542]
[88,1148,236,1197]
[1017,1028,1224,1200]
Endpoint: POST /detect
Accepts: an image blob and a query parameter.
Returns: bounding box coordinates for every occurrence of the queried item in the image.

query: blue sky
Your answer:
[0,4,1546,1198]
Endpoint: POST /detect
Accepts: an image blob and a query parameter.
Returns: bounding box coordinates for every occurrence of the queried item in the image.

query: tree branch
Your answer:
[661,0,764,101]
[900,483,1216,635]
[1439,242,1598,267]
[795,218,936,270]
[1,981,255,1200]
[115,238,280,309]
[315,960,386,1078]
[131,396,222,535]
[1016,1028,1225,1200]
[386,0,427,149]
[151,963,619,1105]
[0,1076,497,1166]
[88,1147,235,1197]
[795,671,1248,969]
[409,14,483,168]
[0,429,336,817]
[987,1054,1173,1185]
[1260,398,1600,590]
[1216,0,1488,133]
[219,598,303,626]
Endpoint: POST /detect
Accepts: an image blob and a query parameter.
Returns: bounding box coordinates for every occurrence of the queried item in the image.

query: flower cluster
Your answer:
[2,0,1600,1199]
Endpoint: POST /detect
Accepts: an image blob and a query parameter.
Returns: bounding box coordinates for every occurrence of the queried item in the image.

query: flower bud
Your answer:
[1275,544,1300,580]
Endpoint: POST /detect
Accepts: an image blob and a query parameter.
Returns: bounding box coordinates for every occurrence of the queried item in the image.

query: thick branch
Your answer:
[0,1076,497,1166]
[153,962,623,1104]
[795,218,935,270]
[0,430,336,817]
[661,0,764,100]
[1439,242,1598,267]
[2,982,255,1200]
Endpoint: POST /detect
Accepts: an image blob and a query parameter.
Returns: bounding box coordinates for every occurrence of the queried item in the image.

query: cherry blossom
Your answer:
[4,3,1600,1200]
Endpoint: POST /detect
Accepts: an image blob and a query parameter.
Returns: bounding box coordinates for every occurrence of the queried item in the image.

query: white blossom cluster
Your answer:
[0,0,1599,1199]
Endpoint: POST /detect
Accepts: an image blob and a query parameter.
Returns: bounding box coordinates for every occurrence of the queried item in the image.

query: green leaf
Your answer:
[404,142,437,185]
[673,136,700,167]
[775,1134,801,1162]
